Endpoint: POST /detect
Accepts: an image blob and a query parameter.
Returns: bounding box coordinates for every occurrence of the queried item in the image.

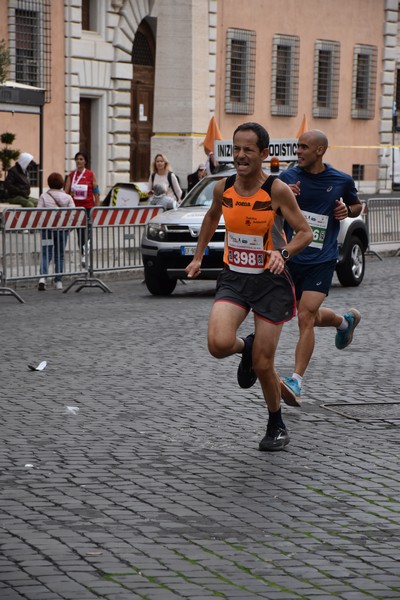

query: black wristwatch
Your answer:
[279,248,290,262]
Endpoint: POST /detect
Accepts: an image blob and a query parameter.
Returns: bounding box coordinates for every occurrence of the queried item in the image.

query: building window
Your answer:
[351,44,377,119]
[271,34,300,116]
[8,0,51,101]
[27,160,39,187]
[313,40,340,118]
[15,8,39,87]
[225,28,256,115]
[132,30,154,66]
[82,0,98,32]
[352,164,364,181]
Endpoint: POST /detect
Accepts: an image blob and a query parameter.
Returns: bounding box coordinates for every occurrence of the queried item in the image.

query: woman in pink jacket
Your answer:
[38,172,75,291]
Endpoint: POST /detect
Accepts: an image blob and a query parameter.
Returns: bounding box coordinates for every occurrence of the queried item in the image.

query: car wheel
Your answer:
[144,264,177,296]
[336,235,365,287]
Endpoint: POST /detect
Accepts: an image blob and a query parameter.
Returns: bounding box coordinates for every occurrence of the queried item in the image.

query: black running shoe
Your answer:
[259,424,290,451]
[237,333,257,389]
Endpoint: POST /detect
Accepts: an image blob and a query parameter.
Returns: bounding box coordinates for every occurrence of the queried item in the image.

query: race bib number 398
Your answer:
[227,232,265,273]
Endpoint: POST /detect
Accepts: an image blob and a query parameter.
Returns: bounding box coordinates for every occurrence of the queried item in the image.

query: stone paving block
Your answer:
[1,591,32,600]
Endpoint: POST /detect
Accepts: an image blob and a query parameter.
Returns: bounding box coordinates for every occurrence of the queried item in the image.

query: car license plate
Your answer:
[180,246,209,256]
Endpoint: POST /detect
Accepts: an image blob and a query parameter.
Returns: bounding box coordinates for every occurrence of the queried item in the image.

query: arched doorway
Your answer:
[130,20,155,181]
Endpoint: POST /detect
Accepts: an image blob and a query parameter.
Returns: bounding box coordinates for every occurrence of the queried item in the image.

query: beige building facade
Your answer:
[1,0,399,197]
[214,0,397,192]
[63,0,400,194]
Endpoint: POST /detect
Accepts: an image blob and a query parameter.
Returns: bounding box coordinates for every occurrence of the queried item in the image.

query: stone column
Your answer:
[151,0,215,184]
[380,0,398,192]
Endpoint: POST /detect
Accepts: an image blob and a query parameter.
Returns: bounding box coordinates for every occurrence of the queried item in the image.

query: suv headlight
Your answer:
[147,223,167,240]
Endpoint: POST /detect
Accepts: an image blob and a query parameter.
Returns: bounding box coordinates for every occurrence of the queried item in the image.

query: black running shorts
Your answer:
[214,267,296,324]
[286,259,337,300]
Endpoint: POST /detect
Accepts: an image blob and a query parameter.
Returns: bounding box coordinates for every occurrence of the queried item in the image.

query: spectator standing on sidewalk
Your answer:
[279,129,362,405]
[64,152,100,261]
[148,153,182,208]
[185,122,312,452]
[38,172,75,291]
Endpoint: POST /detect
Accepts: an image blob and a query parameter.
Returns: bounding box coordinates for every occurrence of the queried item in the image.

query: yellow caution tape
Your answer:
[153,132,207,138]
[329,145,400,149]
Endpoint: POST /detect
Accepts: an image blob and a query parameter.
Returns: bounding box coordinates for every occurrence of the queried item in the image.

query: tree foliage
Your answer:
[0,39,10,84]
[0,132,20,174]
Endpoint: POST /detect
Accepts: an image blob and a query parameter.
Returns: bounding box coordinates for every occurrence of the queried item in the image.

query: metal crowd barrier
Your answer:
[65,205,164,293]
[2,199,399,302]
[0,205,164,301]
[0,207,88,303]
[365,197,400,256]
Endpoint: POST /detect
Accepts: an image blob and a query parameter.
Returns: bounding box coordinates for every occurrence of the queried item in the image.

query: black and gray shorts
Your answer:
[214,267,296,324]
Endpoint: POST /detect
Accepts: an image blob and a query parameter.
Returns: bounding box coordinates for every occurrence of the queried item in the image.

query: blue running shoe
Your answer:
[335,308,361,350]
[280,376,302,407]
[237,333,257,389]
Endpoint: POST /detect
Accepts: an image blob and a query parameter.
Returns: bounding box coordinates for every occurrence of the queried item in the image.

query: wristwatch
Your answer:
[279,248,290,262]
[347,204,353,215]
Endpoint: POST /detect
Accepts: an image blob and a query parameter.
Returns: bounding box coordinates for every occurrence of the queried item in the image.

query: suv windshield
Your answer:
[180,178,222,208]
[180,165,289,209]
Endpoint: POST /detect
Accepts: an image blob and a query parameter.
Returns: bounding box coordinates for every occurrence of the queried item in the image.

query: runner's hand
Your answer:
[289,181,301,196]
[185,259,202,279]
[334,199,348,221]
[265,250,286,275]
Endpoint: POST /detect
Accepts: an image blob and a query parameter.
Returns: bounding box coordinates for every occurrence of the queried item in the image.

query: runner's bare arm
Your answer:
[271,178,313,258]
[185,178,225,279]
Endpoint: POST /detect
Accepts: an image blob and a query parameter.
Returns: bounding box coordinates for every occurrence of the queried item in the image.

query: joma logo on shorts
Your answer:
[235,201,251,206]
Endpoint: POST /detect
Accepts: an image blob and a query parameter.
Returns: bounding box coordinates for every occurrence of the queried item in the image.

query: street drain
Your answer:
[322,402,400,422]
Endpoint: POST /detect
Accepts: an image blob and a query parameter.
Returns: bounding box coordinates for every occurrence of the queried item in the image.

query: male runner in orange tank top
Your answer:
[186,122,312,451]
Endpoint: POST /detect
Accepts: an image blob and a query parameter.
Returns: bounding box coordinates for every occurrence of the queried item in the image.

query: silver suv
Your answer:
[140,172,368,295]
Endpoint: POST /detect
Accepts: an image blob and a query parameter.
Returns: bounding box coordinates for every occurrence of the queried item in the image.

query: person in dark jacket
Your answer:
[187,163,206,192]
[4,152,37,207]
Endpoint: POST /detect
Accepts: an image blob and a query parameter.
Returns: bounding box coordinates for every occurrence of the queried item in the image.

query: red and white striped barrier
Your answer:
[0,205,164,293]
[2,208,87,230]
[90,206,163,227]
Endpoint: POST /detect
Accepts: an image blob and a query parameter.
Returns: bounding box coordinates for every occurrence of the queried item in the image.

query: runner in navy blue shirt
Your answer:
[278,129,363,405]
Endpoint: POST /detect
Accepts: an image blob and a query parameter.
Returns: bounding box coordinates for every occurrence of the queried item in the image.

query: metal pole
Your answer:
[392,99,397,191]
[39,104,43,195]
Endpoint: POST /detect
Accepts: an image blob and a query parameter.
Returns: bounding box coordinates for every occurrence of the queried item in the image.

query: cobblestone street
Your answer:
[0,255,399,600]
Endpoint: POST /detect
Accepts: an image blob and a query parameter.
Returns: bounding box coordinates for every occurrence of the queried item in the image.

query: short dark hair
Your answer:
[47,172,64,190]
[74,151,88,165]
[233,122,270,151]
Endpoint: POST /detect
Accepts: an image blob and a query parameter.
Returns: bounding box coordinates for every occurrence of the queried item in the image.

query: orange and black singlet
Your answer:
[222,175,287,274]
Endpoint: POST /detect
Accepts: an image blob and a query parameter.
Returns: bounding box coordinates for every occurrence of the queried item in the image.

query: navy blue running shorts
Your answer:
[286,260,337,300]
[214,267,296,324]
